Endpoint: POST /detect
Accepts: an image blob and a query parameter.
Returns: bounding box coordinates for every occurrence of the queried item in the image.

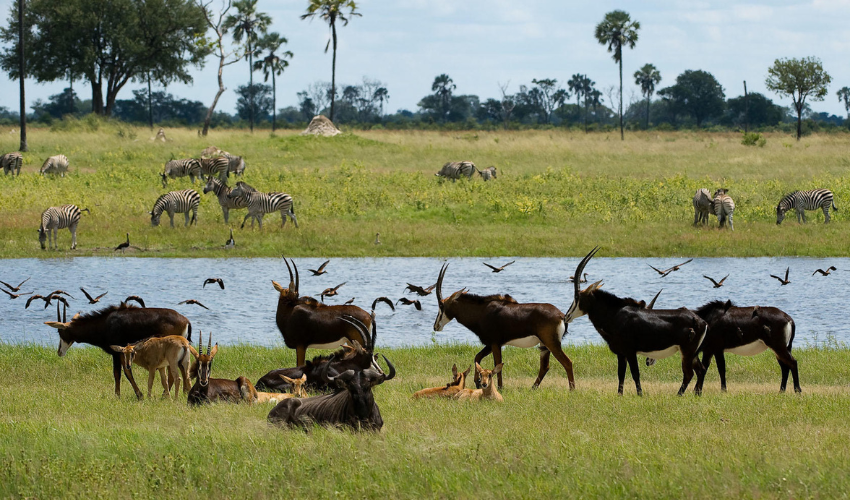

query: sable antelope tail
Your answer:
[186,322,193,342]
[788,319,796,350]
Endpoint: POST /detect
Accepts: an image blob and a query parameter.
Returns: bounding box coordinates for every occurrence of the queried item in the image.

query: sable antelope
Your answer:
[320,282,346,302]
[344,297,355,305]
[694,300,800,393]
[405,283,436,296]
[123,296,146,308]
[703,275,729,288]
[178,299,209,310]
[80,287,108,304]
[110,335,193,400]
[813,266,836,276]
[0,277,30,292]
[413,364,471,399]
[568,273,588,284]
[225,228,235,249]
[115,233,130,253]
[396,297,422,310]
[483,261,515,273]
[25,294,50,309]
[273,258,393,366]
[433,263,575,390]
[44,303,191,396]
[649,259,693,277]
[770,267,791,285]
[187,332,257,405]
[0,288,31,299]
[308,260,330,276]
[454,364,504,402]
[565,247,708,396]
[203,278,225,289]
[256,375,308,403]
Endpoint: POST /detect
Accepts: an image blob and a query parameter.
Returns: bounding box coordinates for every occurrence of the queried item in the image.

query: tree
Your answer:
[836,87,850,126]
[431,74,455,122]
[581,77,597,132]
[657,70,725,127]
[594,10,640,140]
[765,57,832,140]
[224,0,271,133]
[373,86,389,116]
[531,78,567,124]
[254,32,292,131]
[16,0,25,151]
[634,63,661,129]
[301,0,360,123]
[235,83,273,122]
[724,92,784,128]
[197,0,242,136]
[568,74,589,131]
[497,81,515,129]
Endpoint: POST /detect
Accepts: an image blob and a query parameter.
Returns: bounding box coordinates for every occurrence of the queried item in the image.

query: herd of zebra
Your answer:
[2,152,69,177]
[435,161,497,181]
[693,187,838,229]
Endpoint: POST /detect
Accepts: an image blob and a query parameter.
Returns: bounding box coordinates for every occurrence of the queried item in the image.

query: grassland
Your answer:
[2,125,850,257]
[1,343,849,498]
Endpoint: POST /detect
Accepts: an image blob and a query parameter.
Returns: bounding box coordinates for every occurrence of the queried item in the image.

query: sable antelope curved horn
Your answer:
[566,246,600,322]
[292,259,299,295]
[198,331,203,355]
[207,332,212,355]
[436,263,449,304]
[340,314,372,350]
[321,354,345,383]
[647,289,663,310]
[283,256,295,292]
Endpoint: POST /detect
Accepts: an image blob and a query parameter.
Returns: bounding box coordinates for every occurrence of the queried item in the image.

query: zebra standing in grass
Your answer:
[161,158,203,187]
[203,176,252,223]
[693,188,713,225]
[478,166,497,181]
[713,188,735,231]
[436,161,476,181]
[40,154,69,177]
[227,181,298,229]
[222,152,246,177]
[776,189,838,224]
[1,152,22,176]
[199,155,229,182]
[150,189,200,227]
[39,204,88,250]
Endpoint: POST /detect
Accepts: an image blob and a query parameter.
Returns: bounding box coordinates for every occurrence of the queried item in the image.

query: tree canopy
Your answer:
[658,70,725,127]
[766,57,832,139]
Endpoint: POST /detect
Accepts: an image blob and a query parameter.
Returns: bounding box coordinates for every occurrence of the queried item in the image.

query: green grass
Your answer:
[2,343,849,498]
[2,127,850,257]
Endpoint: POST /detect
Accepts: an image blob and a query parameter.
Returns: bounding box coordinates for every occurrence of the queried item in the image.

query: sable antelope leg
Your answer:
[544,341,576,391]
[113,355,123,397]
[627,352,642,396]
[492,344,504,389]
[473,345,493,388]
[678,353,696,396]
[696,351,714,394]
[617,354,627,395]
[715,352,728,392]
[773,348,800,393]
[532,347,551,389]
[296,346,307,368]
[151,367,164,399]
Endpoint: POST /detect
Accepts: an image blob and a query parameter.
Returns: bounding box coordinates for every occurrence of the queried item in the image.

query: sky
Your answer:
[0,0,848,117]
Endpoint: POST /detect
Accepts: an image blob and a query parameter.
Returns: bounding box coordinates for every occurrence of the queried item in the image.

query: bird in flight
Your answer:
[0,277,30,292]
[203,278,225,289]
[25,294,49,309]
[483,261,515,273]
[396,297,422,310]
[770,267,791,285]
[812,266,837,276]
[178,299,209,310]
[46,290,75,300]
[115,233,130,253]
[649,259,693,277]
[123,296,146,308]
[0,288,31,299]
[320,283,346,302]
[703,275,729,288]
[44,294,69,309]
[80,287,108,304]
[405,283,437,296]
[308,260,330,276]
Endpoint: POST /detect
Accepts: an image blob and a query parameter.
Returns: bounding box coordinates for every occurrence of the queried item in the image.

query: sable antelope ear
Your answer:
[724,300,733,312]
[209,344,219,358]
[109,345,124,353]
[272,280,285,293]
[44,321,69,329]
[475,362,483,373]
[493,363,503,374]
[462,365,472,378]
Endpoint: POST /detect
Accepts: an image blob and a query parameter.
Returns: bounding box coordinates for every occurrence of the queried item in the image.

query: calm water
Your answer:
[1,257,846,349]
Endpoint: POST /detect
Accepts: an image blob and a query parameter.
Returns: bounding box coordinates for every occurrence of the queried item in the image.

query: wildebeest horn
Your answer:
[647,289,663,309]
[321,354,340,382]
[566,247,600,321]
[436,263,448,304]
[381,354,396,381]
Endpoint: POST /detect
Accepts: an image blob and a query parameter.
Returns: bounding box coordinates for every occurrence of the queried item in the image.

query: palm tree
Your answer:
[581,77,596,133]
[432,74,455,122]
[224,0,271,133]
[838,87,850,127]
[301,0,361,123]
[253,32,292,132]
[567,74,586,126]
[634,64,661,130]
[373,86,389,117]
[595,10,640,140]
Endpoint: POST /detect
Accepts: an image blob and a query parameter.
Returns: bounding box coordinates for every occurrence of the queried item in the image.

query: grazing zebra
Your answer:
[150,189,200,227]
[161,158,203,187]
[436,161,476,181]
[713,189,735,231]
[222,152,246,177]
[776,189,838,224]
[40,155,69,177]
[203,176,252,223]
[201,145,222,157]
[227,181,298,229]
[479,166,497,181]
[692,188,713,225]
[199,155,229,182]
[1,152,22,176]
[39,204,88,250]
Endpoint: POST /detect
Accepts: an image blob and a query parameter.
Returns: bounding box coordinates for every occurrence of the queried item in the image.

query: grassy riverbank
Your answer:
[1,343,849,498]
[2,127,850,257]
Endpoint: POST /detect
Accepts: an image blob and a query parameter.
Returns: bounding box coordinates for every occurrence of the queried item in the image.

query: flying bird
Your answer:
[0,288,31,299]
[568,273,588,283]
[649,259,693,277]
[225,228,235,249]
[770,267,791,286]
[483,261,515,273]
[703,275,729,288]
[308,260,330,276]
[0,277,30,292]
[812,266,837,276]
[344,297,355,305]
[405,283,437,296]
[320,282,346,302]
[43,294,69,309]
[25,294,49,309]
[372,296,395,311]
[396,297,422,310]
[115,233,130,253]
[46,290,75,299]
[80,287,108,304]
[203,278,225,289]
[123,295,146,308]
[178,299,209,310]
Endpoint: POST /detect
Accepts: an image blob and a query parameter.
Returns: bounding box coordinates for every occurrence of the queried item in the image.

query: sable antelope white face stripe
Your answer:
[58,337,73,356]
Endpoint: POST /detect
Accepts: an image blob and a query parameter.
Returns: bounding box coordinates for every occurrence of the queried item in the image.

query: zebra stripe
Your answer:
[40,155,69,177]
[223,152,246,176]
[203,177,251,223]
[693,188,713,225]
[479,166,497,181]
[200,156,229,182]
[228,181,298,229]
[713,189,735,231]
[162,159,202,187]
[150,189,200,227]
[1,152,22,176]
[776,189,837,224]
[39,204,84,250]
[436,161,476,181]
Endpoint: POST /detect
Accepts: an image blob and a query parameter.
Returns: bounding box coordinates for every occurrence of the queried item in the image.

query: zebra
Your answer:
[203,176,252,223]
[776,189,838,224]
[479,166,497,181]
[38,204,88,250]
[1,152,22,176]
[161,158,203,187]
[150,189,200,227]
[222,152,246,177]
[227,181,298,229]
[436,161,476,181]
[713,188,735,231]
[199,155,229,182]
[40,155,69,177]
[692,188,714,225]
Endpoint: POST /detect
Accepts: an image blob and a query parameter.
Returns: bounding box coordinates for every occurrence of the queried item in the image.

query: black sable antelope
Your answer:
[433,263,575,390]
[187,332,257,405]
[43,303,191,396]
[273,257,393,366]
[693,300,800,393]
[565,247,708,396]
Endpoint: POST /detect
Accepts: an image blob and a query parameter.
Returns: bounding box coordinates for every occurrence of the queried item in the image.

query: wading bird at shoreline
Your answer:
[80,287,108,304]
[483,261,515,273]
[115,233,130,253]
[0,277,30,292]
[770,267,791,285]
[203,278,225,289]
[812,266,836,276]
[225,229,235,249]
[309,260,330,276]
[178,299,209,310]
[703,275,729,288]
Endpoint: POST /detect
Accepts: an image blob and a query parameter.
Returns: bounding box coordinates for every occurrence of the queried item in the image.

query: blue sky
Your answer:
[0,0,848,117]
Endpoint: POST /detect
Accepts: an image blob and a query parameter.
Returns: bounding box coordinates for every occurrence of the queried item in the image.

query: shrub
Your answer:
[741,132,766,147]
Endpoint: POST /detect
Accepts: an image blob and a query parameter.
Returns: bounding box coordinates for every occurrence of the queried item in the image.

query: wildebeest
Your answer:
[187,332,258,405]
[44,303,191,396]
